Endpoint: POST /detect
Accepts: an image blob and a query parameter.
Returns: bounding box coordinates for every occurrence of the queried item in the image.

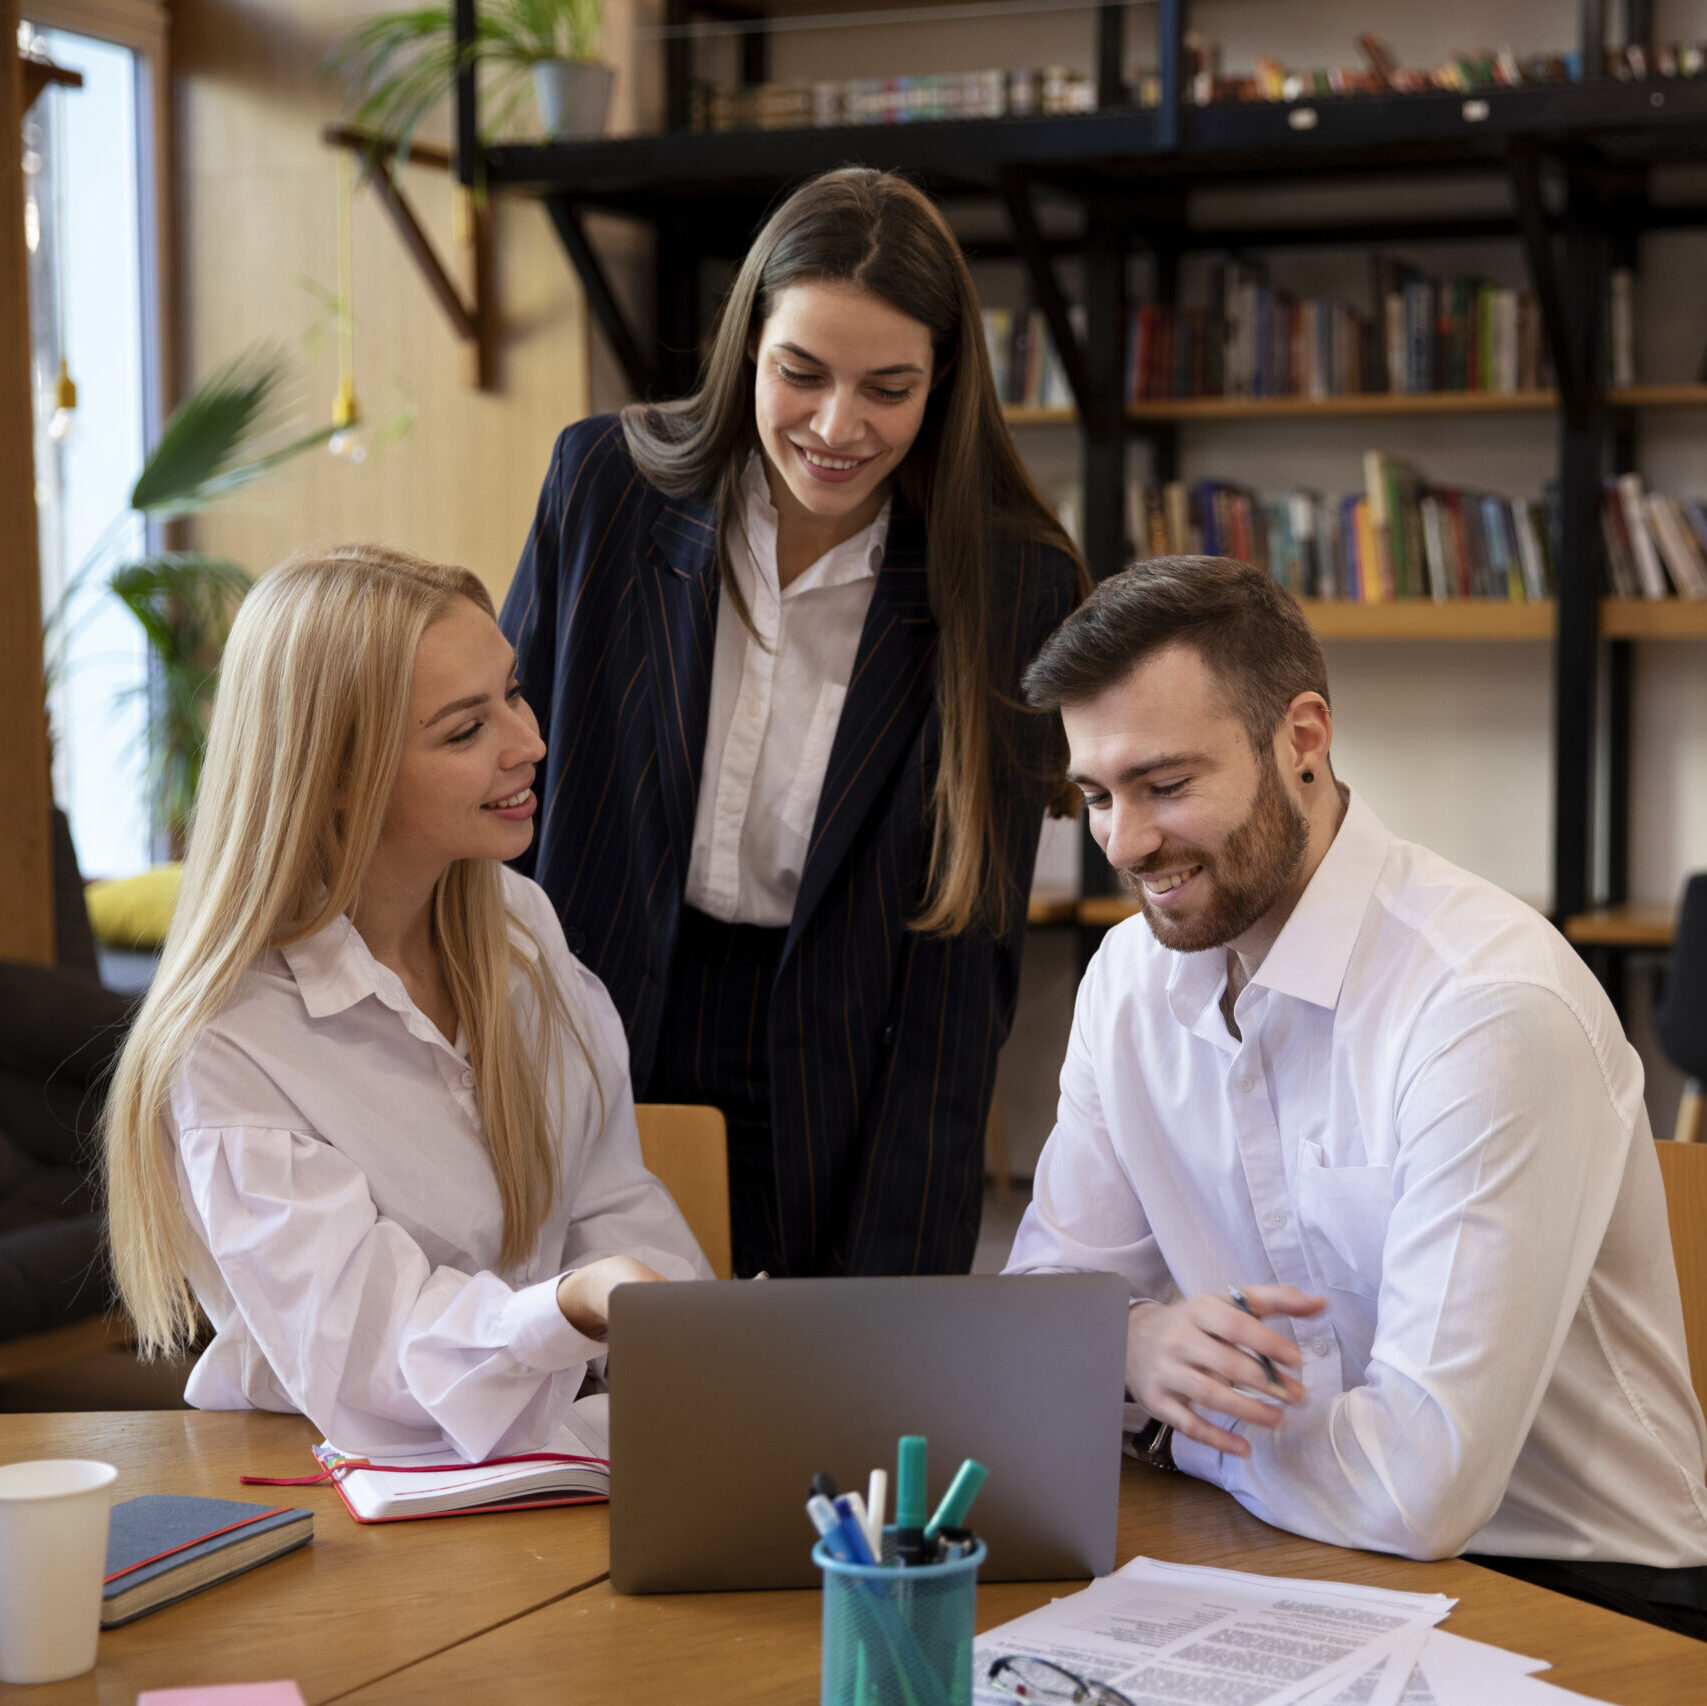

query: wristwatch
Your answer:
[1133,1417,1177,1471]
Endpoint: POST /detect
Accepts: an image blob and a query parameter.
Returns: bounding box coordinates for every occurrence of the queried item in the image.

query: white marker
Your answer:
[865,1467,888,1557]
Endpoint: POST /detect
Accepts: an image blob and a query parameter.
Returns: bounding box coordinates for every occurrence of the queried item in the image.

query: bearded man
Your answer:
[1006,556,1707,1639]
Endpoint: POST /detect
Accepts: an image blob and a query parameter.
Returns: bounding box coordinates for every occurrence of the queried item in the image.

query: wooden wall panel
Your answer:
[171,0,612,602]
[0,3,59,966]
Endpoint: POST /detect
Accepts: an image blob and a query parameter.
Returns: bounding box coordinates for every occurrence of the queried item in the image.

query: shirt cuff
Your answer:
[1170,1431,1224,1484]
[501,1274,607,1372]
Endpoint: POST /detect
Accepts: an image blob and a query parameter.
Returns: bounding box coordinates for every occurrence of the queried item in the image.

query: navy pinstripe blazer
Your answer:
[501,414,1080,1275]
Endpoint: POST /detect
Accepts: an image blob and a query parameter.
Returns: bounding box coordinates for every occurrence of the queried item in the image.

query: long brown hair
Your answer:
[621,167,1086,936]
[104,546,589,1356]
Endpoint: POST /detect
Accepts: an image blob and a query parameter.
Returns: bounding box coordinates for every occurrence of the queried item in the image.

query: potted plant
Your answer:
[331,0,612,161]
[44,351,335,854]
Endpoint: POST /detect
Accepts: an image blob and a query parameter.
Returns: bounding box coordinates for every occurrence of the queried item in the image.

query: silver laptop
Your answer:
[608,1273,1128,1593]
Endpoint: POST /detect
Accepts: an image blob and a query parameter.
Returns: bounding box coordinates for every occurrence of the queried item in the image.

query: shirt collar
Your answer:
[280,912,404,1022]
[1251,785,1391,1010]
[740,451,889,597]
[1159,784,1391,1029]
[279,896,539,1028]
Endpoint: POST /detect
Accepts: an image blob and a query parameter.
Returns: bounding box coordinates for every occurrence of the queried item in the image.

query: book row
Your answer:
[682,35,1707,136]
[1113,455,1558,605]
[1602,474,1707,600]
[981,269,1553,410]
[689,67,1096,133]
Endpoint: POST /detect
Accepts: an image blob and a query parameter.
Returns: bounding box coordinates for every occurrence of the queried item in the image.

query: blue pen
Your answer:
[806,1493,857,1563]
[833,1494,879,1566]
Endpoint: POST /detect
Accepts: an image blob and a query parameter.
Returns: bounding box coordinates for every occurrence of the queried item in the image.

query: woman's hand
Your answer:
[1125,1285,1325,1457]
[556,1256,668,1337]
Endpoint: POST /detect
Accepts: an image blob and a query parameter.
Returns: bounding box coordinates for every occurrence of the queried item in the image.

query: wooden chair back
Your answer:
[1656,1139,1707,1421]
[635,1103,733,1280]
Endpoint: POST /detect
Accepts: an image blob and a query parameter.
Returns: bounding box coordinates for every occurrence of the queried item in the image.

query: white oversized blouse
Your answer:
[169,867,711,1463]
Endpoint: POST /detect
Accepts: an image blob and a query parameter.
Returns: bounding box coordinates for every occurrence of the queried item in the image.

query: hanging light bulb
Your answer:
[328,149,365,463]
[47,355,77,442]
[45,80,76,445]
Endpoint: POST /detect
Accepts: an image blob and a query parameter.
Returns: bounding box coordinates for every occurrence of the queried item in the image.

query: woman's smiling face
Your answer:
[751,278,935,543]
[366,597,547,902]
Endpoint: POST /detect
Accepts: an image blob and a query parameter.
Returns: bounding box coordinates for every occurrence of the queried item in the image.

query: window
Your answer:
[23,6,166,876]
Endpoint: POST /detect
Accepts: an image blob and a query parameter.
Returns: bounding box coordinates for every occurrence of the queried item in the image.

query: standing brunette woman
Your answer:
[503,168,1086,1278]
[104,547,709,1463]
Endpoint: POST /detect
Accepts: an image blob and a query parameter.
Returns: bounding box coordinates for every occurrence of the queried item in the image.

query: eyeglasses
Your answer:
[987,1654,1138,1706]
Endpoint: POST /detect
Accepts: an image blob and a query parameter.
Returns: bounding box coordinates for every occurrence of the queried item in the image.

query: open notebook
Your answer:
[253,1395,611,1525]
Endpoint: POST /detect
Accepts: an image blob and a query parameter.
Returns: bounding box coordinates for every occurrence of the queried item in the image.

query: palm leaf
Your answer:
[130,350,294,517]
[107,555,252,846]
[108,556,253,664]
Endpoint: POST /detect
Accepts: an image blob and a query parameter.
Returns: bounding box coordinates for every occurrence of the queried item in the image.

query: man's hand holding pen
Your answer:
[1125,1283,1327,1458]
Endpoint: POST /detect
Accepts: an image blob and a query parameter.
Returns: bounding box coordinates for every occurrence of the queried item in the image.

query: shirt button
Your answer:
[461,1068,475,1089]
[1235,1076,1254,1094]
[1311,1338,1330,1357]
[1265,1210,1287,1228]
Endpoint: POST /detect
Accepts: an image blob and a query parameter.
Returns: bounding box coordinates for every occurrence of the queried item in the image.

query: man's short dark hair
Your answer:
[1021,556,1330,751]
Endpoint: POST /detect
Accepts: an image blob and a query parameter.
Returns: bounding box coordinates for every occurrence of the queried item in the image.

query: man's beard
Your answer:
[1117,754,1311,954]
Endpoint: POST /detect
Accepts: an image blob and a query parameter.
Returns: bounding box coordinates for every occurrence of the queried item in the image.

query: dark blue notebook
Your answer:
[102,1494,314,1627]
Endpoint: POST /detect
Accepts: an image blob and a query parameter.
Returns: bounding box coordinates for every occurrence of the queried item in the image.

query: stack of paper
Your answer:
[972,1557,1614,1706]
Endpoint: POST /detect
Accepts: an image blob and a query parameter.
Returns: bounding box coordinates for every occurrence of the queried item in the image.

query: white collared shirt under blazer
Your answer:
[1007,788,1707,1567]
[169,867,711,1463]
[683,454,889,927]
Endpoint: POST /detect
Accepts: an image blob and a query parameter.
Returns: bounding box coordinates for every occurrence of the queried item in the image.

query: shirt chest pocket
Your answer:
[777,680,848,843]
[1295,1142,1392,1300]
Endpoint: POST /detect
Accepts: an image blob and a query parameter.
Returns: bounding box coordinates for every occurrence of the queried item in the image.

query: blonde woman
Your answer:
[103,545,710,1464]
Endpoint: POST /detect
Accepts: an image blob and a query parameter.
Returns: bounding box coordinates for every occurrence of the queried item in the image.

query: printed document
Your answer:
[972,1557,1454,1706]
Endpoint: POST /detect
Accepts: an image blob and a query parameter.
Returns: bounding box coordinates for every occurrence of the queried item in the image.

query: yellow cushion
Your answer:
[85,864,183,950]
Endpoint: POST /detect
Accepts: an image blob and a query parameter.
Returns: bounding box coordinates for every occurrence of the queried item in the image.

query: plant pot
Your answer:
[532,58,614,137]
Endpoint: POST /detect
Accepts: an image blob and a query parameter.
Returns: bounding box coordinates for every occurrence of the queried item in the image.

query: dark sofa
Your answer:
[0,812,134,1344]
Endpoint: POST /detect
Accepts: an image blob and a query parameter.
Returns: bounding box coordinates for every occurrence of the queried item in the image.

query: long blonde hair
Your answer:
[105,544,581,1357]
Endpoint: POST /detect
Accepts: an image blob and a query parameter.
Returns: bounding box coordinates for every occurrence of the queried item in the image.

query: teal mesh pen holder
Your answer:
[815,1529,986,1706]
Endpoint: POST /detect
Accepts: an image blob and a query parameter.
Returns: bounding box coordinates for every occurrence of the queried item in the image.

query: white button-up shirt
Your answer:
[684,454,889,927]
[170,867,711,1462]
[1008,789,1707,1566]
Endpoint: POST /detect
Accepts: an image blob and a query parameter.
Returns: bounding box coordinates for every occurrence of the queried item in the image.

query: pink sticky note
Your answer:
[138,1686,307,1706]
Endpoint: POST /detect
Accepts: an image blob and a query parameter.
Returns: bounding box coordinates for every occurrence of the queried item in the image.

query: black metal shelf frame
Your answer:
[450,0,1707,933]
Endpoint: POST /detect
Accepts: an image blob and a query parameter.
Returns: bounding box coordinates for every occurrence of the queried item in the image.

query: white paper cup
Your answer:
[0,1458,119,1684]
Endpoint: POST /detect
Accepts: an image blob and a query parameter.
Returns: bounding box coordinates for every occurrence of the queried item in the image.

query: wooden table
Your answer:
[336,1466,1703,1706]
[0,1413,610,1705]
[2,1414,1699,1705]
[1561,904,1678,949]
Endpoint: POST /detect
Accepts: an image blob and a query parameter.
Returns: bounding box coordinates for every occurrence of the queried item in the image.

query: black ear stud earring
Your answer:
[1301,770,1315,784]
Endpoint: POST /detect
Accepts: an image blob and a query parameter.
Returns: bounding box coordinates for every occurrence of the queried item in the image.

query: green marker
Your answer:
[924,1458,988,1544]
[894,1435,928,1566]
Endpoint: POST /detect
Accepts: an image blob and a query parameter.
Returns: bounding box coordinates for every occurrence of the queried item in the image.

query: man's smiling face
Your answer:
[1063,642,1309,955]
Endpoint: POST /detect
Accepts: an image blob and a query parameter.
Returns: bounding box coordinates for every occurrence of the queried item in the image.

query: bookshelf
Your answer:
[449,0,1707,934]
[1607,385,1707,410]
[1123,392,1559,422]
[1301,600,1555,642]
[998,388,1707,428]
[1600,599,1707,641]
